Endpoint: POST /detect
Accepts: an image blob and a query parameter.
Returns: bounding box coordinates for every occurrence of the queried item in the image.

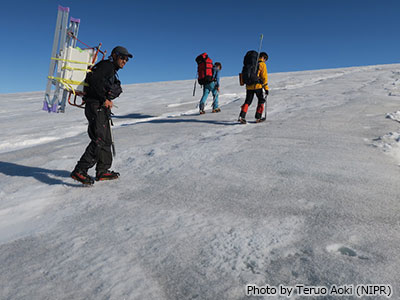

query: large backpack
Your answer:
[241,50,260,85]
[196,53,213,85]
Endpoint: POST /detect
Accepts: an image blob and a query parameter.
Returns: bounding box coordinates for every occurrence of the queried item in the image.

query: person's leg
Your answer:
[255,89,266,120]
[199,84,211,112]
[95,116,113,176]
[74,102,100,172]
[71,102,102,184]
[74,141,97,172]
[239,89,255,119]
[95,141,119,181]
[92,107,119,181]
[74,103,111,171]
[211,83,219,110]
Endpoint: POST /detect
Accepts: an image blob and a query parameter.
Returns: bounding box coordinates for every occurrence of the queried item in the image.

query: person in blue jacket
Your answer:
[199,62,222,114]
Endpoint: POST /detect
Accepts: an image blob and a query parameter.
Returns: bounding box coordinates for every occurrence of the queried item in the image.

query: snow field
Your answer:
[1,64,400,299]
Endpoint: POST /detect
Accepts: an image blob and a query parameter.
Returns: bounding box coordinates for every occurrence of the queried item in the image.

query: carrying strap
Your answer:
[51,57,94,65]
[48,76,88,96]
[61,66,92,72]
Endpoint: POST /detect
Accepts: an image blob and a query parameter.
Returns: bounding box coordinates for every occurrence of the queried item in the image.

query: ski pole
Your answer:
[193,79,197,96]
[264,91,267,120]
[106,107,116,157]
[193,71,198,96]
[109,119,116,157]
[256,34,264,68]
[258,34,267,120]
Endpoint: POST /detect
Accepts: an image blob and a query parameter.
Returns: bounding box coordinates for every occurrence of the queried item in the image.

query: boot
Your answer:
[96,170,120,181]
[70,169,94,185]
[199,103,205,114]
[238,117,247,124]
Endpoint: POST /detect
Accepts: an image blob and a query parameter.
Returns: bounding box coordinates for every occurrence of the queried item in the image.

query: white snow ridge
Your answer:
[373,110,400,164]
[1,64,400,299]
[386,110,400,122]
[373,131,400,164]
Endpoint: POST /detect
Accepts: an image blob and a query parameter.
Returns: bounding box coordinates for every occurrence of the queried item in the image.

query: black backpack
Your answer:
[241,50,260,85]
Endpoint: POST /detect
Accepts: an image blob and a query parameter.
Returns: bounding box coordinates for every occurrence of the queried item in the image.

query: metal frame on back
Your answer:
[43,5,106,113]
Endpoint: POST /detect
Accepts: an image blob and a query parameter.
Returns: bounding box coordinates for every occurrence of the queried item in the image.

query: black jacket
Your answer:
[84,60,122,104]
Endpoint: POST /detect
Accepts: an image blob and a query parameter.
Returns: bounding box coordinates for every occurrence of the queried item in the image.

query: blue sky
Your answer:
[0,0,399,93]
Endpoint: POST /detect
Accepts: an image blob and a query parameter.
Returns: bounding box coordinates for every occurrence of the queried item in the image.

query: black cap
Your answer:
[111,46,133,58]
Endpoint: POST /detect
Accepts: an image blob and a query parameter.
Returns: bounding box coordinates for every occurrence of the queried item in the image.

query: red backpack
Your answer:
[196,53,213,85]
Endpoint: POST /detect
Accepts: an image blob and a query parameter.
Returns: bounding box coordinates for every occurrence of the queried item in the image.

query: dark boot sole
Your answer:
[96,177,119,181]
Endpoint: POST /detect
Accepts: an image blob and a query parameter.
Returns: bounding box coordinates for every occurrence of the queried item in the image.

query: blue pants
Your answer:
[199,82,219,110]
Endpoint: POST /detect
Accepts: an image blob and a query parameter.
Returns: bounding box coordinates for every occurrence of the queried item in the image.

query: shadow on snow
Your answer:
[0,161,79,186]
[121,118,239,127]
[113,113,155,119]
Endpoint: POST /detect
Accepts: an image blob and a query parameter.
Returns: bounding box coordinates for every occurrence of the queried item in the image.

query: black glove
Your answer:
[264,89,269,95]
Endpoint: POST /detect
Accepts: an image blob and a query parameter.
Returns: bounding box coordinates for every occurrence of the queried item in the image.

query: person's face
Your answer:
[116,55,129,69]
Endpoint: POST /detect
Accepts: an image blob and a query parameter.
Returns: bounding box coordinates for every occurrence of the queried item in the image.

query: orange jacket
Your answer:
[246,59,268,90]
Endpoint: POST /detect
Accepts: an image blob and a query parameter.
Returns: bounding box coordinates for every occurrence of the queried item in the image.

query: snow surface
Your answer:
[1,64,400,299]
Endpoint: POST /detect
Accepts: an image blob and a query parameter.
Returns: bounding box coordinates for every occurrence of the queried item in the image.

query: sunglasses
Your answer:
[118,55,129,62]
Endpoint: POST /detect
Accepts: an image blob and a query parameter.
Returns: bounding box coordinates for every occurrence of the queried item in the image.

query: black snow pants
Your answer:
[76,100,112,174]
[240,89,267,119]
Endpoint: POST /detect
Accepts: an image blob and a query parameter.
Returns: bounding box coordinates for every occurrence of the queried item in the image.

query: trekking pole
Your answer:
[257,34,267,120]
[256,34,264,67]
[257,33,267,120]
[109,118,116,157]
[264,91,267,120]
[106,108,116,157]
[256,34,266,121]
[193,72,197,96]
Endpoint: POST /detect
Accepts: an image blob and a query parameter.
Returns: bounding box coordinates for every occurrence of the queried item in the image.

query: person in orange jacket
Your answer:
[239,52,269,124]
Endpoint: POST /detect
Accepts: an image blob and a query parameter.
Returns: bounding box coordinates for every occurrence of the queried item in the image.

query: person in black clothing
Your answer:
[70,46,132,185]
